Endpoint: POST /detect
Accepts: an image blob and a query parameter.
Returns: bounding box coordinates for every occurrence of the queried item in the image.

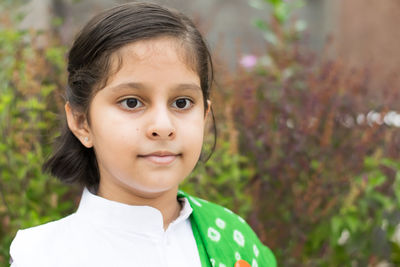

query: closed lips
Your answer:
[138,152,181,164]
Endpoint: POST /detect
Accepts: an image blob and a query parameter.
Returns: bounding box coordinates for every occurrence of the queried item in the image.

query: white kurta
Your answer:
[10,188,202,267]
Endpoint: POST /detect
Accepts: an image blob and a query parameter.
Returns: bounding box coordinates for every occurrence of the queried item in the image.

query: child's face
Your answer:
[81,38,208,200]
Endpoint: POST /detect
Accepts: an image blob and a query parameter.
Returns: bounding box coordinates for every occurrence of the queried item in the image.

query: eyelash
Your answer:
[118,97,194,111]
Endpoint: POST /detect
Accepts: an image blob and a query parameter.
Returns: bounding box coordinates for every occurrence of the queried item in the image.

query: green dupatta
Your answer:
[178,191,277,267]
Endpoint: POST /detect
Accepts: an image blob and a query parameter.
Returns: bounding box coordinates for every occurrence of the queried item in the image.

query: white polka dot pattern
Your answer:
[233,229,245,247]
[224,207,233,214]
[200,198,209,203]
[253,244,259,257]
[238,216,246,223]
[189,196,202,207]
[216,218,226,229]
[208,227,221,242]
[210,258,216,266]
[235,251,241,261]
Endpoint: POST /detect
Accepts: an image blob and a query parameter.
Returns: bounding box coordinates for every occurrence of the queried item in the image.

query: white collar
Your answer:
[76,188,193,237]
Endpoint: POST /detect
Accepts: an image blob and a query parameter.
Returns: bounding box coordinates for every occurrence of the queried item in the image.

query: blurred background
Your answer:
[1,0,400,266]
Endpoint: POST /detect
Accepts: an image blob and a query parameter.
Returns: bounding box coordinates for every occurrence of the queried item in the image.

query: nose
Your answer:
[146,106,176,140]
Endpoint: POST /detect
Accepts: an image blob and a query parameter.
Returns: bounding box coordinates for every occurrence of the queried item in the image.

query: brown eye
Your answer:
[120,98,143,109]
[172,98,192,109]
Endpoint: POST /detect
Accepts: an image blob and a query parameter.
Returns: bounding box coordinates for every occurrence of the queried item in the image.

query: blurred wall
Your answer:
[20,0,400,77]
[336,0,400,71]
[18,0,335,68]
[301,0,337,52]
[36,0,270,67]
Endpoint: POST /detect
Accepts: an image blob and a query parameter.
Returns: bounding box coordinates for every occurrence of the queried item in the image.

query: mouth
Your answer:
[138,151,181,165]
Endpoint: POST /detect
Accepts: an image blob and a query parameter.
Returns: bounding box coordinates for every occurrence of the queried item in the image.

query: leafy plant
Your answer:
[221,0,400,265]
[181,139,253,218]
[0,8,78,265]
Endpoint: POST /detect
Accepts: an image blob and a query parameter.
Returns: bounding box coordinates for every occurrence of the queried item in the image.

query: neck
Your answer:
[97,182,182,231]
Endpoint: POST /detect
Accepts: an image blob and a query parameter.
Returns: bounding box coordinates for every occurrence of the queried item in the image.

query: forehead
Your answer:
[101,37,200,91]
[120,37,178,58]
[112,37,198,74]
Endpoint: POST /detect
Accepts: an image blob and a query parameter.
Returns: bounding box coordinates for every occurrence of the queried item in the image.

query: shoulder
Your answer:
[182,192,255,234]
[180,191,277,267]
[10,214,76,266]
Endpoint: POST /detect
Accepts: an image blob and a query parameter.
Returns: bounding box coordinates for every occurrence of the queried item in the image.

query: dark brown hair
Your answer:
[43,2,215,191]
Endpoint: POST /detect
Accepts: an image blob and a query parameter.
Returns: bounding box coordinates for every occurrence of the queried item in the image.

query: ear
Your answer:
[65,102,93,148]
[205,100,212,119]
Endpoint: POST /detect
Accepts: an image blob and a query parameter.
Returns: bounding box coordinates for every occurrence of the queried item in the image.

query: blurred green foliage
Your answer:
[323,157,400,266]
[182,140,253,218]
[0,6,78,265]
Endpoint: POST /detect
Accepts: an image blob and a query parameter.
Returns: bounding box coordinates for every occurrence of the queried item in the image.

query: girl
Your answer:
[9,2,276,267]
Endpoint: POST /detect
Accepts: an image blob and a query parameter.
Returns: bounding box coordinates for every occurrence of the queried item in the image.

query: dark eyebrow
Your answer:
[110,82,146,92]
[173,83,202,93]
[109,82,202,94]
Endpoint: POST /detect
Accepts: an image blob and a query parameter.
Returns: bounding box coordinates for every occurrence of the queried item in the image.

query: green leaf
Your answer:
[252,18,270,32]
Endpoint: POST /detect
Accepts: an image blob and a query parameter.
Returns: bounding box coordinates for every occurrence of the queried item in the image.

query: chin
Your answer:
[127,182,178,195]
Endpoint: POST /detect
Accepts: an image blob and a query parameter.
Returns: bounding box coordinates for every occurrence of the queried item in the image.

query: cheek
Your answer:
[90,110,141,150]
[181,117,205,153]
